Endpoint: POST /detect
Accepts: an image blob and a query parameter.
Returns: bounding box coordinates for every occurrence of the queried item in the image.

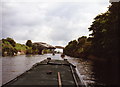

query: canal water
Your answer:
[1,54,95,86]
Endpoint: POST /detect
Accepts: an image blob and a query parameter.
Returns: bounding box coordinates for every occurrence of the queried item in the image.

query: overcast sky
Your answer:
[1,0,110,46]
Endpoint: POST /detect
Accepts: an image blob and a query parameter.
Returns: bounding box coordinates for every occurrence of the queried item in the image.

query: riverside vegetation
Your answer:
[1,38,53,56]
[2,38,29,56]
[63,2,120,85]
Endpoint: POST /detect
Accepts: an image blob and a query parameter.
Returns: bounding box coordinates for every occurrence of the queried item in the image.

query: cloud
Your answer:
[2,0,110,46]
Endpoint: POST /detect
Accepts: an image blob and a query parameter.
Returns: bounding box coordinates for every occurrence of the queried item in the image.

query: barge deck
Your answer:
[2,58,85,87]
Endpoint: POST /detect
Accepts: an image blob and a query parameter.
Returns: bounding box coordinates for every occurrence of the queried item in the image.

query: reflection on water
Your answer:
[66,57,95,85]
[1,54,95,86]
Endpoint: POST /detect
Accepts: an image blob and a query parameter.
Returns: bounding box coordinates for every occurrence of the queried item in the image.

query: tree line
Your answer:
[1,38,57,56]
[64,2,120,59]
[63,2,120,85]
[63,36,91,58]
[1,38,46,56]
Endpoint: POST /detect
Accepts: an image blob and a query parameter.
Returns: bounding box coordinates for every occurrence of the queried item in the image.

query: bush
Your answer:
[2,42,17,56]
[26,47,33,54]
[15,43,29,52]
[26,40,32,47]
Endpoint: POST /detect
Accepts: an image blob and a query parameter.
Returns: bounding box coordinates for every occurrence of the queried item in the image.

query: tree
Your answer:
[88,2,120,85]
[5,37,16,47]
[2,41,17,56]
[63,40,77,57]
[63,36,91,58]
[88,2,120,58]
[26,40,32,47]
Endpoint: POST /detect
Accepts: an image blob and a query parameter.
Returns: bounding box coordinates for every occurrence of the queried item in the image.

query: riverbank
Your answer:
[1,38,56,57]
[1,38,29,57]
[65,54,120,86]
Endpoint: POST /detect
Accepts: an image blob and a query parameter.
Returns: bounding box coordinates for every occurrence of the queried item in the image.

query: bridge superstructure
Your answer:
[33,42,56,54]
[32,42,64,54]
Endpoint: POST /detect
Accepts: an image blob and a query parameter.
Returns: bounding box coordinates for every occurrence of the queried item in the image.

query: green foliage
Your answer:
[2,38,32,56]
[2,40,17,56]
[15,43,29,51]
[2,37,16,47]
[64,2,120,60]
[26,47,33,54]
[88,2,120,58]
[32,49,39,54]
[64,37,91,58]
[26,46,39,55]
[64,2,120,85]
[42,49,53,54]
[88,2,120,85]
[32,44,37,50]
[78,36,87,45]
[64,40,77,56]
[26,40,32,47]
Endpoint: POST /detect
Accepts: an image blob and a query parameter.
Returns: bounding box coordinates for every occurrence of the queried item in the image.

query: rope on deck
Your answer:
[58,72,62,87]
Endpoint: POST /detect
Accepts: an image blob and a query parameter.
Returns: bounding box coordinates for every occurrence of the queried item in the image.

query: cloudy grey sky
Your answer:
[1,0,110,46]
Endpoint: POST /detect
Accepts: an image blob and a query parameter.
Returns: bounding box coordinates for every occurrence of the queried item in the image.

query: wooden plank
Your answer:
[58,72,62,87]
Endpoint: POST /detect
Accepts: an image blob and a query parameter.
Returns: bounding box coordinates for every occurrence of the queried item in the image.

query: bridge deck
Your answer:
[2,59,83,86]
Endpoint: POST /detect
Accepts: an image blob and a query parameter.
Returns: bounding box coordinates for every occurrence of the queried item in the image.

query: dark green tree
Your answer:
[88,2,120,85]
[78,36,87,44]
[64,36,91,58]
[88,2,120,58]
[26,40,32,47]
[4,37,16,47]
[63,40,77,57]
